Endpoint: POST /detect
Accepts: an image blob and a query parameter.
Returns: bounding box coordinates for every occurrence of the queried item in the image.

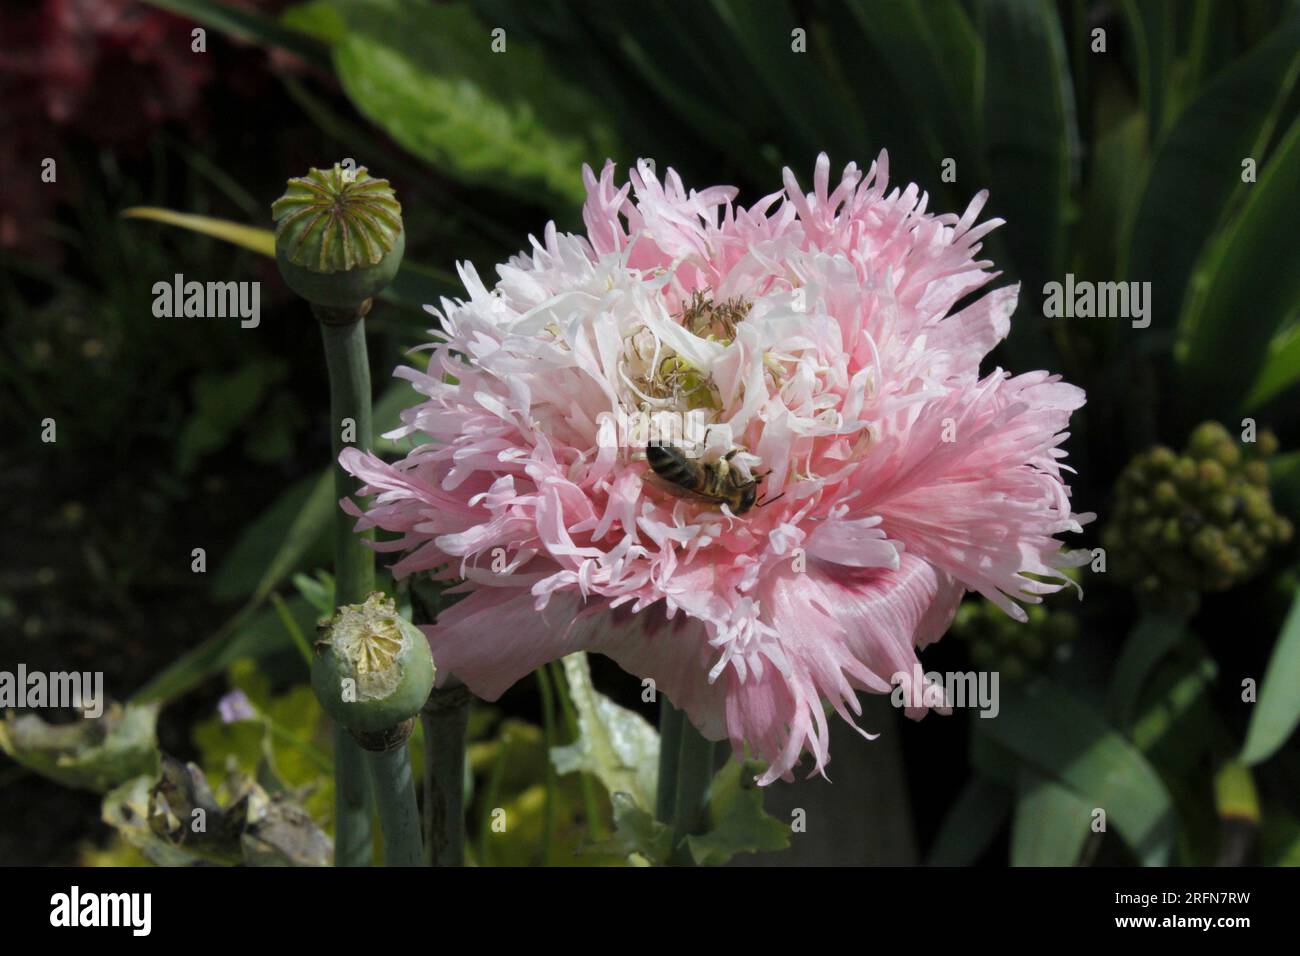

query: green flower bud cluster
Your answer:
[1103,421,1292,596]
[952,594,1080,685]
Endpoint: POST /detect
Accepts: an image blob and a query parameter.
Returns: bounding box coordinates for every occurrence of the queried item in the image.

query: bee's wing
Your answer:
[640,470,727,505]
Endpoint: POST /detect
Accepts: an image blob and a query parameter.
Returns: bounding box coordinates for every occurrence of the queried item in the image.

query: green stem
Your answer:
[367,742,423,867]
[551,660,605,841]
[478,733,509,865]
[669,712,715,864]
[655,697,684,823]
[320,318,375,604]
[422,682,471,866]
[332,724,372,867]
[319,312,376,867]
[536,666,557,866]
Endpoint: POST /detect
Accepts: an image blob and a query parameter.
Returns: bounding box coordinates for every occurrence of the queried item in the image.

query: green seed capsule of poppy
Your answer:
[272,164,405,310]
[311,593,435,738]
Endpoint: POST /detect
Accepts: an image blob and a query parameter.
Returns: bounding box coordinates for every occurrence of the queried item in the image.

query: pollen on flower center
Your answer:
[679,289,752,342]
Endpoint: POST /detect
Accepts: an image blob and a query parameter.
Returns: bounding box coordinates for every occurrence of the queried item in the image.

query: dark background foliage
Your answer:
[2,0,1298,866]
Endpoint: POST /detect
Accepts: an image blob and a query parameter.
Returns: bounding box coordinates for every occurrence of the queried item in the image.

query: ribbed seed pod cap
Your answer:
[272,164,405,309]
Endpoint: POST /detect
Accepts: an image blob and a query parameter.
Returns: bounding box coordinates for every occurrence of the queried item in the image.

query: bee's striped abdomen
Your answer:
[646,442,698,487]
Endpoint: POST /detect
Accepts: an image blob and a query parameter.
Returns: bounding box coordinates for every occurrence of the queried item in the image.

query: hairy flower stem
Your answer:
[663,698,715,865]
[366,736,423,867]
[319,310,377,866]
[421,682,471,866]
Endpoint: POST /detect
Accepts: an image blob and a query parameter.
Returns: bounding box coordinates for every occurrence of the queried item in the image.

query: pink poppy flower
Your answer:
[341,153,1090,784]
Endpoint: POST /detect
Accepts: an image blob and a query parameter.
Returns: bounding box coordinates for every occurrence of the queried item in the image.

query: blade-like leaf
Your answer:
[1106,610,1191,727]
[212,471,333,603]
[844,0,982,175]
[979,678,1176,865]
[1241,589,1300,765]
[142,0,329,67]
[120,207,274,256]
[121,207,454,310]
[133,596,318,703]
[979,0,1077,369]
[1270,451,1300,516]
[1245,322,1300,409]
[1118,0,1177,138]
[926,775,1012,865]
[1176,116,1300,410]
[1010,768,1092,866]
[1125,13,1300,336]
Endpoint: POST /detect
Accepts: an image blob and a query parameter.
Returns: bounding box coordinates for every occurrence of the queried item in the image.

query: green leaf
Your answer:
[141,0,329,67]
[979,0,1077,367]
[926,775,1013,865]
[606,791,674,866]
[120,206,275,256]
[328,0,615,205]
[212,471,333,603]
[1271,450,1300,513]
[1010,768,1092,866]
[1176,115,1300,411]
[549,652,659,810]
[1106,610,1191,727]
[1245,322,1300,409]
[1077,111,1148,279]
[978,678,1176,865]
[193,666,333,821]
[176,359,288,474]
[702,0,864,167]
[843,0,982,172]
[1118,0,1176,138]
[0,703,159,794]
[291,570,336,619]
[1259,805,1300,866]
[1213,759,1259,823]
[1128,653,1218,758]
[280,0,346,44]
[133,595,319,703]
[686,758,789,865]
[121,207,454,311]
[1242,589,1300,764]
[1125,14,1300,336]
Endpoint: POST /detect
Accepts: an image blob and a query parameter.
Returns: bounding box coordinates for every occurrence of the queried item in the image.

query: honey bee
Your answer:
[645,443,771,515]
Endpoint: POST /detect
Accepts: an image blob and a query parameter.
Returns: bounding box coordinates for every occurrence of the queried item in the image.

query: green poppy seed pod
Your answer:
[312,593,435,750]
[271,164,405,312]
